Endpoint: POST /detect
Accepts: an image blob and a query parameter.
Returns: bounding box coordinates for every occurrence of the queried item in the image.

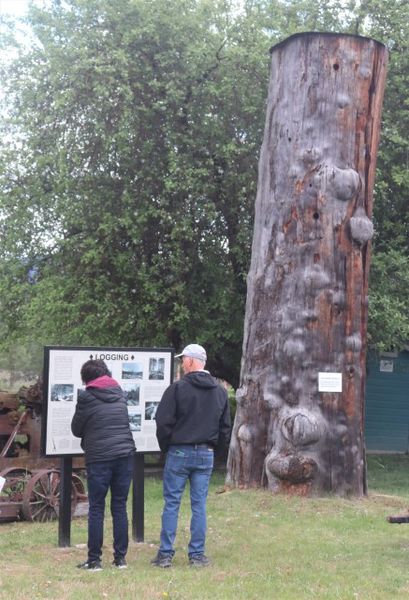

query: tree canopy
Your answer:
[0,0,408,385]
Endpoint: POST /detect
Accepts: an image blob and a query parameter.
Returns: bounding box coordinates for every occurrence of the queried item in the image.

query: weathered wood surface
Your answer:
[0,392,20,411]
[227,32,388,496]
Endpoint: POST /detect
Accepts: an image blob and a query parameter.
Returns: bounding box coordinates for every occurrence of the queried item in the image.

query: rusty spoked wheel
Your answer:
[21,469,78,522]
[72,472,87,502]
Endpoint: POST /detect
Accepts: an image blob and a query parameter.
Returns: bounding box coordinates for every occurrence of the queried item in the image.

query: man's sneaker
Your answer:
[150,552,173,568]
[77,559,102,571]
[189,554,210,568]
[112,557,127,569]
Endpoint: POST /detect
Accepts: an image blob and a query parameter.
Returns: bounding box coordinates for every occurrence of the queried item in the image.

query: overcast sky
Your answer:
[0,0,30,16]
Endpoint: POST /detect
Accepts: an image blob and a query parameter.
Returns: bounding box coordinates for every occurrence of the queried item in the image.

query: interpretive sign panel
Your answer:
[42,346,173,457]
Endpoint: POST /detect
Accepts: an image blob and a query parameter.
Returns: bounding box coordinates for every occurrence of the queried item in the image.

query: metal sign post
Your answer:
[58,456,73,547]
[132,453,145,542]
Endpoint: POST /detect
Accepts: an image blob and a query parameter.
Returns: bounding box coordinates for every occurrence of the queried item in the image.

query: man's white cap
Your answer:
[175,344,207,362]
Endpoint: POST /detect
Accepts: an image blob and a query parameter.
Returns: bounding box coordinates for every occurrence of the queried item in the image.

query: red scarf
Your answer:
[86,375,119,388]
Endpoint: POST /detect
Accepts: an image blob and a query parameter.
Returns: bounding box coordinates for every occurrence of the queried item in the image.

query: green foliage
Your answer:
[368,249,409,351]
[0,0,407,384]
[362,0,409,255]
[0,0,270,386]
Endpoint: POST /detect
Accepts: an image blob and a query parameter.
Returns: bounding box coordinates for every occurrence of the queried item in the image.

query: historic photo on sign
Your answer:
[128,413,142,432]
[123,383,140,406]
[149,357,165,380]
[122,362,143,379]
[51,383,74,402]
[145,401,159,420]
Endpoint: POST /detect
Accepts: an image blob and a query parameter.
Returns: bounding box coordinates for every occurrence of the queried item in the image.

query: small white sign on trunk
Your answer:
[318,372,342,393]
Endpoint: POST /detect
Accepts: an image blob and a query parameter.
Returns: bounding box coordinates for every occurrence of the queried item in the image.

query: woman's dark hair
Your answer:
[80,359,111,384]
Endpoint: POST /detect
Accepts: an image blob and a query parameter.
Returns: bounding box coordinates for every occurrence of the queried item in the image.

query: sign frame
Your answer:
[41,345,174,458]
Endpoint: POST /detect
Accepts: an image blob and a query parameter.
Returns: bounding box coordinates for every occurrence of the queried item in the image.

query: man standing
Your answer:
[152,344,231,568]
[71,359,136,571]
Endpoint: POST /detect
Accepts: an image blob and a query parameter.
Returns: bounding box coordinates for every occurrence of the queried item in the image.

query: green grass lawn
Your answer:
[1,455,409,599]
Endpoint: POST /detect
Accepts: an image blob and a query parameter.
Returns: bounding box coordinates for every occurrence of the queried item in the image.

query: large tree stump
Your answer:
[227,32,388,496]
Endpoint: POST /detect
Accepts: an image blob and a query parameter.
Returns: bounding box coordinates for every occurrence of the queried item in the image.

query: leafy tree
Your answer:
[0,0,407,386]
[0,0,272,386]
[368,250,409,351]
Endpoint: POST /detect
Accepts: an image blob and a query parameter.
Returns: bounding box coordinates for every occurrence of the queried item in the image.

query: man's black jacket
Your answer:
[155,370,231,453]
[71,379,135,464]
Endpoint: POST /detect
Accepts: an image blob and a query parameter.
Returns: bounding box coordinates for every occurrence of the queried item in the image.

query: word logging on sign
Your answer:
[89,353,135,361]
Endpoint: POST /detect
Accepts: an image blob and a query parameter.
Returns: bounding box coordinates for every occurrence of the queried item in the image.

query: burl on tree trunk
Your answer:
[227,32,388,496]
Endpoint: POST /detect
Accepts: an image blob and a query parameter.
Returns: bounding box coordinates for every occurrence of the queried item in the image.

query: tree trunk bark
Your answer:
[227,33,388,496]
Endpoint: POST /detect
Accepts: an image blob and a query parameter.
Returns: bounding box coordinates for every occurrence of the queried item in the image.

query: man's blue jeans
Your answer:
[86,455,133,562]
[160,444,214,558]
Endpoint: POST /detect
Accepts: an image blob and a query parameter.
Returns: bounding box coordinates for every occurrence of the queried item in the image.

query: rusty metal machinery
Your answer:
[0,380,87,523]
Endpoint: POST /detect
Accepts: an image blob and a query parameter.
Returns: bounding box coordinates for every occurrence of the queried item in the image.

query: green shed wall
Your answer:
[365,351,409,452]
